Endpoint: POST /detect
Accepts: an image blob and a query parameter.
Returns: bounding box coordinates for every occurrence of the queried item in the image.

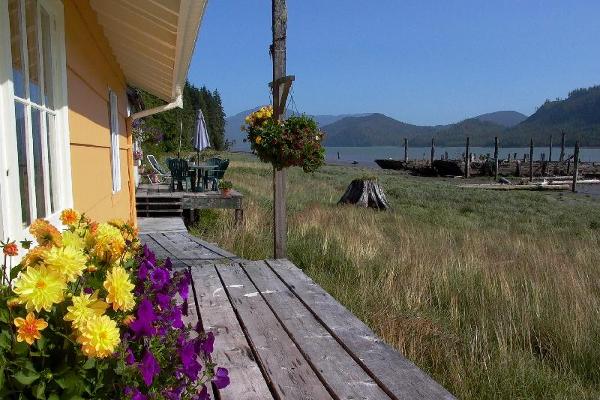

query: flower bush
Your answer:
[243,106,325,172]
[0,210,229,399]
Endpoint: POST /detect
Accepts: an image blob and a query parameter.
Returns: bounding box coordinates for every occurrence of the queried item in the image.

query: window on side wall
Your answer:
[6,0,65,227]
[109,89,121,193]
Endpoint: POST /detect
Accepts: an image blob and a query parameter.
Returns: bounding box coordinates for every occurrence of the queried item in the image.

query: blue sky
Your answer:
[189,1,600,125]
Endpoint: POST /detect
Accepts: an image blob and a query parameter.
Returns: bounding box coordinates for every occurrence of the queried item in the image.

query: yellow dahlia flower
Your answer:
[61,231,85,251]
[77,315,120,358]
[13,266,66,312]
[14,312,48,345]
[103,266,135,312]
[64,292,109,330]
[92,223,125,262]
[59,209,80,226]
[45,246,87,283]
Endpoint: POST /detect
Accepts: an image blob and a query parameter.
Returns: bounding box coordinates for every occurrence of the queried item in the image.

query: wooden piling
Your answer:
[272,0,288,259]
[572,141,580,192]
[529,138,534,182]
[548,135,553,163]
[559,131,565,162]
[465,136,470,178]
[494,136,499,181]
[430,137,435,165]
[404,138,408,163]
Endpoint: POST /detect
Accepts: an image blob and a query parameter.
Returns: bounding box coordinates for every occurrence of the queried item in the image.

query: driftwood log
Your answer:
[338,179,390,210]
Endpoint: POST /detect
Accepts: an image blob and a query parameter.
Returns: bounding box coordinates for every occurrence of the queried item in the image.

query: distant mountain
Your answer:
[228,85,600,149]
[474,111,527,127]
[323,113,438,146]
[225,107,368,150]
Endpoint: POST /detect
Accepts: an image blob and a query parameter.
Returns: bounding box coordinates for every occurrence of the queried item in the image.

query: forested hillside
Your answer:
[132,81,226,154]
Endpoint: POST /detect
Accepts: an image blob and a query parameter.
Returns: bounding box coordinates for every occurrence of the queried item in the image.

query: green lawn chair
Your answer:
[204,158,229,191]
[167,158,190,191]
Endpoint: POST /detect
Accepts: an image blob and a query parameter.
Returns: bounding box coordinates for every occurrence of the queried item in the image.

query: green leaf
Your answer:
[14,369,40,385]
[0,330,11,350]
[33,381,46,399]
[10,266,20,280]
[0,308,8,324]
[14,341,29,355]
[0,366,5,391]
[47,394,59,400]
[81,358,95,370]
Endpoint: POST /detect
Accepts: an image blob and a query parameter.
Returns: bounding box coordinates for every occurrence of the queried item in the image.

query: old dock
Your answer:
[138,217,456,399]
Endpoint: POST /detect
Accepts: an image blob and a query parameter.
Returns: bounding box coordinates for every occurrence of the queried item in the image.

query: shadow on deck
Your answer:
[139,218,455,399]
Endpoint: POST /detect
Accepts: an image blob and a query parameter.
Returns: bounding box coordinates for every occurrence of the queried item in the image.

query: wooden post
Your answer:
[494,136,499,181]
[559,131,565,162]
[430,137,435,165]
[529,138,534,182]
[548,135,553,163]
[465,136,470,178]
[572,141,580,192]
[337,151,340,160]
[404,138,408,163]
[272,0,287,259]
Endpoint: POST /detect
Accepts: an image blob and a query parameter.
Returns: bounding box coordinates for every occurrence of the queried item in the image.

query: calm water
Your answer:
[325,146,600,166]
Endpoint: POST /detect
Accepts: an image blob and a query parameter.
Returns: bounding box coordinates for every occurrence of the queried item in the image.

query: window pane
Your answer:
[25,0,42,105]
[31,108,46,218]
[46,113,57,212]
[41,8,54,109]
[14,103,31,226]
[8,0,26,98]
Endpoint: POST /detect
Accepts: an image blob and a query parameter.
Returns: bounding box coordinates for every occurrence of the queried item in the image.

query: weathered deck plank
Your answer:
[216,263,333,400]
[138,217,187,234]
[189,263,274,400]
[243,261,392,399]
[266,259,456,400]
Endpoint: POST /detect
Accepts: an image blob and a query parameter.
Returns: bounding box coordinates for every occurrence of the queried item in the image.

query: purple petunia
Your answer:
[124,387,147,400]
[130,299,157,338]
[178,340,202,380]
[140,350,161,386]
[164,257,173,270]
[150,268,170,291]
[138,259,154,281]
[212,367,230,390]
[142,245,156,265]
[156,293,172,309]
[195,332,215,356]
[195,385,210,400]
[176,270,191,299]
[82,287,94,295]
[125,348,136,365]
[167,306,184,329]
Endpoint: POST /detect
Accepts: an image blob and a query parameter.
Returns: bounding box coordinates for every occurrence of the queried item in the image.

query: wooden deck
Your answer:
[140,219,455,399]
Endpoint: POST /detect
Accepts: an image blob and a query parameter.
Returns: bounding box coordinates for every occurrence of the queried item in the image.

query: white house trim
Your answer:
[0,0,72,247]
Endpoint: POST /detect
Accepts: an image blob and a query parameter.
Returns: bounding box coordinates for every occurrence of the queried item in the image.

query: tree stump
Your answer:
[338,178,390,210]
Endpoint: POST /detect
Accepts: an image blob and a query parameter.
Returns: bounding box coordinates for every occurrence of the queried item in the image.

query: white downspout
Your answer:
[129,94,183,122]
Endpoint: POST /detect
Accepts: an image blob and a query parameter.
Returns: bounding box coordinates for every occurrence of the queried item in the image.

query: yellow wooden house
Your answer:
[0,0,206,246]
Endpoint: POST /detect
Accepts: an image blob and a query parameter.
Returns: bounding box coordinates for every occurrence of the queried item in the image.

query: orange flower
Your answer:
[3,242,18,257]
[21,247,47,267]
[122,314,136,326]
[29,219,62,247]
[60,209,80,226]
[14,312,48,345]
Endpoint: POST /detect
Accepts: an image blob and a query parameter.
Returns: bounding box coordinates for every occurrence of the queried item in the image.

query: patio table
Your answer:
[188,163,218,192]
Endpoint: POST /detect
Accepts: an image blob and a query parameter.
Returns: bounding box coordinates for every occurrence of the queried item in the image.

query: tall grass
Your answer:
[191,153,600,399]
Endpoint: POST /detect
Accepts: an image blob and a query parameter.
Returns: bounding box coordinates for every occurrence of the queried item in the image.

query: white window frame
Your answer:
[0,0,72,246]
[109,89,121,193]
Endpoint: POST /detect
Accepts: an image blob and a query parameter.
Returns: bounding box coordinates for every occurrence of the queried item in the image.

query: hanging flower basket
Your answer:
[243,106,325,173]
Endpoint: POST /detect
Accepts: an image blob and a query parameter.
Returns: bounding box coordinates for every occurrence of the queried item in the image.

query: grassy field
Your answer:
[190,152,600,399]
